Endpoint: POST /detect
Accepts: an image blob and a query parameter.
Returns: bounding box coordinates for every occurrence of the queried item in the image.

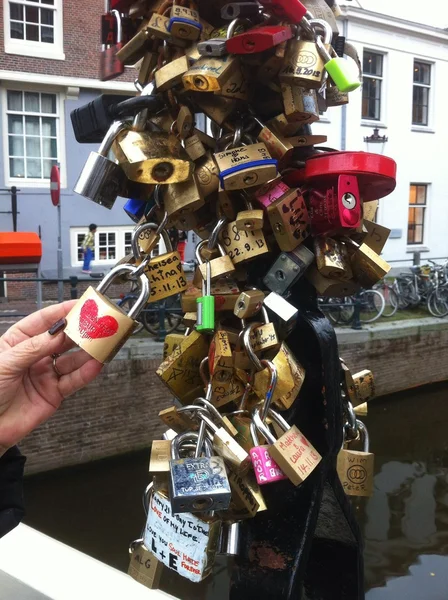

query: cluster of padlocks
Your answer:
[63,0,398,589]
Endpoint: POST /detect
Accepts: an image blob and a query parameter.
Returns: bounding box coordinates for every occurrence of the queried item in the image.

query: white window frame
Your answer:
[1,84,67,188]
[361,50,385,125]
[3,0,64,60]
[412,59,433,130]
[70,226,135,268]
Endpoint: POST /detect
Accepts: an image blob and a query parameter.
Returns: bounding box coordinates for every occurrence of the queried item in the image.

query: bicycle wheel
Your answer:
[395,278,417,308]
[321,298,343,325]
[381,285,399,317]
[428,288,448,317]
[117,295,144,335]
[142,295,183,335]
[358,289,385,323]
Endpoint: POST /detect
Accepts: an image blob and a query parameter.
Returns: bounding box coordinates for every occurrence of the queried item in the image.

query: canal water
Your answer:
[22,382,448,599]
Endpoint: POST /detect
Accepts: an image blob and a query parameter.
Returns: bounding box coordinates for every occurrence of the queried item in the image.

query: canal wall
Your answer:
[19,318,448,474]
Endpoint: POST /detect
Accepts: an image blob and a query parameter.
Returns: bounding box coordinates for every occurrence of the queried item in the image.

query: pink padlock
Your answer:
[308,174,361,235]
[250,444,287,485]
[253,177,290,210]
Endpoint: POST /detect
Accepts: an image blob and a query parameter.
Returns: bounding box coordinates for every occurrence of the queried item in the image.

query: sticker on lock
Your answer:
[144,491,219,582]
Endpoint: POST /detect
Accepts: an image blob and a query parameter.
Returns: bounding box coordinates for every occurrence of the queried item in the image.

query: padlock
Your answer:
[163,331,187,360]
[64,265,149,363]
[149,439,171,473]
[198,412,250,473]
[337,420,374,497]
[196,259,215,334]
[263,245,314,295]
[363,200,379,223]
[311,19,361,93]
[196,238,235,282]
[184,133,207,161]
[353,370,375,404]
[314,236,353,280]
[144,487,221,582]
[194,152,221,197]
[191,92,238,126]
[245,309,280,354]
[226,25,294,54]
[235,198,264,231]
[254,408,322,486]
[263,292,299,338]
[115,22,153,66]
[99,10,125,81]
[219,220,269,264]
[306,266,361,297]
[169,431,232,513]
[267,187,311,251]
[156,330,209,405]
[168,5,202,41]
[253,116,297,167]
[308,175,362,235]
[193,396,239,438]
[347,239,391,288]
[326,79,349,107]
[279,19,326,89]
[155,55,190,92]
[208,330,245,406]
[281,84,320,124]
[214,142,278,191]
[74,120,128,209]
[216,58,249,101]
[197,38,228,57]
[224,466,266,519]
[128,539,164,589]
[116,105,193,186]
[258,0,308,23]
[183,54,239,92]
[253,343,306,410]
[217,185,238,221]
[158,405,198,433]
[362,220,391,255]
[234,289,264,319]
[226,409,255,454]
[133,223,188,302]
[221,2,264,20]
[218,521,240,556]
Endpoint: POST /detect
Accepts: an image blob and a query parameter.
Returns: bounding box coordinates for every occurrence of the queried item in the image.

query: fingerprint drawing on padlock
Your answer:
[78,299,119,339]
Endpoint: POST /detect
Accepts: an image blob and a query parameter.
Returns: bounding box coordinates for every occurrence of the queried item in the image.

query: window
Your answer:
[4,0,64,59]
[70,227,135,267]
[362,51,383,121]
[6,90,59,181]
[413,61,431,126]
[407,184,427,245]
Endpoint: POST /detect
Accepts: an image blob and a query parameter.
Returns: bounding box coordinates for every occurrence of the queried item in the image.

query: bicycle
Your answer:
[320,289,385,326]
[393,260,448,317]
[373,280,399,317]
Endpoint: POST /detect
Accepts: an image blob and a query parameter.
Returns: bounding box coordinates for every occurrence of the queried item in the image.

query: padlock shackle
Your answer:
[142,481,154,517]
[129,539,144,554]
[242,323,264,372]
[97,264,149,319]
[110,9,122,43]
[98,120,129,157]
[259,359,278,423]
[252,408,277,445]
[208,217,228,250]
[131,218,171,261]
[197,412,219,435]
[171,431,212,460]
[194,397,227,427]
[356,420,370,452]
[226,17,251,39]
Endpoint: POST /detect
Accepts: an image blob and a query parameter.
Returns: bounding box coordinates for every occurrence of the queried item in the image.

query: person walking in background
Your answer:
[81,224,97,274]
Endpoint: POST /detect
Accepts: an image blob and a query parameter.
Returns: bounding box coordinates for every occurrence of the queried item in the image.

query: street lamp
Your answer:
[364,127,388,154]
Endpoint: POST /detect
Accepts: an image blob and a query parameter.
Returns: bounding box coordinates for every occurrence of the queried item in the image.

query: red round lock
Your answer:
[304,151,397,201]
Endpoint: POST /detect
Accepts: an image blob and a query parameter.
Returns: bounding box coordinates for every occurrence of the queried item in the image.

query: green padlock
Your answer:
[311,19,361,94]
[196,259,215,333]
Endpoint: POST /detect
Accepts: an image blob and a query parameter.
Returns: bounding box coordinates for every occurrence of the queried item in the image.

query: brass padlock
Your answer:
[306,266,361,298]
[156,330,209,405]
[64,265,149,363]
[190,92,238,126]
[217,59,250,101]
[184,133,207,161]
[279,22,326,89]
[314,236,353,280]
[158,405,198,433]
[363,200,379,223]
[155,55,190,92]
[234,289,265,319]
[163,331,187,360]
[337,421,374,497]
[208,330,245,407]
[183,54,238,92]
[168,5,202,41]
[267,187,311,252]
[281,84,320,124]
[362,220,391,255]
[196,237,235,282]
[235,198,264,231]
[195,151,221,197]
[220,220,269,264]
[347,240,391,288]
[164,174,205,217]
[128,540,164,589]
[214,142,278,191]
[149,439,171,473]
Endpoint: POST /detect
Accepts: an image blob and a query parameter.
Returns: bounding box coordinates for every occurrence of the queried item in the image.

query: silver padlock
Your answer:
[263,292,299,338]
[218,521,240,556]
[74,120,128,209]
[263,246,315,295]
[169,431,232,514]
[197,38,228,57]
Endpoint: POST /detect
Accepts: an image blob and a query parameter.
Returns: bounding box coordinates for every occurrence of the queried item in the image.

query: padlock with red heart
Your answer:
[64,265,149,362]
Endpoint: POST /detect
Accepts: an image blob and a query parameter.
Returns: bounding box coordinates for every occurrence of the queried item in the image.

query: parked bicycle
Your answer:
[319,289,385,326]
[392,260,448,317]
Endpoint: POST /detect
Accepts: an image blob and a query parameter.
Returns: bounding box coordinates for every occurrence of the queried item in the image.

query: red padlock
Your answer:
[99,10,125,82]
[305,151,397,201]
[308,175,362,236]
[109,0,134,11]
[226,25,294,54]
[258,0,307,23]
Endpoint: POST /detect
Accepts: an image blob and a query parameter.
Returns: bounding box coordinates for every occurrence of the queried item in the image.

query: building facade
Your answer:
[0,2,447,283]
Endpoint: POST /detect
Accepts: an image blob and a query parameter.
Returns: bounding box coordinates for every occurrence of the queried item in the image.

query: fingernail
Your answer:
[48,318,66,336]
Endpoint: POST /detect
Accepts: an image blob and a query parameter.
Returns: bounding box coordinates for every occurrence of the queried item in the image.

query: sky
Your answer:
[339,0,448,28]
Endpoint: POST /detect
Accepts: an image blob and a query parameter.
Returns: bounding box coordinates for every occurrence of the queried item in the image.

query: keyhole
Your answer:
[275,270,286,281]
[194,76,208,90]
[192,498,213,510]
[151,162,174,182]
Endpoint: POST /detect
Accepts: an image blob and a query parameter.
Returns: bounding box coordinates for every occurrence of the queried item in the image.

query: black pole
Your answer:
[351,294,363,330]
[11,186,18,232]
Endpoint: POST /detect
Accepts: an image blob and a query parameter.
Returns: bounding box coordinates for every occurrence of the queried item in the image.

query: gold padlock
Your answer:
[257,40,288,82]
[163,332,186,359]
[168,5,202,41]
[279,23,326,89]
[158,405,198,433]
[306,266,361,297]
[156,330,208,405]
[196,237,235,282]
[208,330,245,407]
[195,151,221,197]
[235,198,264,231]
[155,55,190,92]
[164,174,205,217]
[183,55,238,92]
[363,200,379,222]
[281,83,320,124]
[314,236,353,280]
[362,220,391,255]
[337,421,374,497]
[216,60,250,101]
[234,289,265,319]
[220,220,270,264]
[190,92,238,126]
[149,440,171,473]
[214,142,278,191]
[348,240,391,288]
[267,188,311,252]
[184,133,207,161]
[64,265,148,363]
[128,541,164,589]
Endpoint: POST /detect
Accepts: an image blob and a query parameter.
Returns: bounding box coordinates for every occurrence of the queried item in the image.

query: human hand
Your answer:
[0,301,103,451]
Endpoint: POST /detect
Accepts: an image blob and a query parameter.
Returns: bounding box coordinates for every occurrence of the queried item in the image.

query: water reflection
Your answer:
[22,382,448,598]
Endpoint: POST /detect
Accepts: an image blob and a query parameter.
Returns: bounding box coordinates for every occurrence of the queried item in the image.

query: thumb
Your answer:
[2,330,68,373]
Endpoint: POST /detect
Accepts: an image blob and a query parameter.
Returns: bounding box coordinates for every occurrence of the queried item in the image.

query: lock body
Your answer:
[250,445,287,485]
[214,143,278,190]
[220,221,269,264]
[280,40,325,88]
[267,188,311,251]
[145,251,188,302]
[337,449,374,497]
[308,174,362,235]
[74,152,126,210]
[254,177,290,210]
[281,84,320,123]
[128,543,164,589]
[263,246,314,295]
[168,5,202,41]
[64,287,136,363]
[268,425,322,486]
[314,236,353,280]
[149,440,172,473]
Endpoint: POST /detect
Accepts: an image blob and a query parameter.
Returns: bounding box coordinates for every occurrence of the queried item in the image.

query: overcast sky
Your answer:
[339,0,448,28]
